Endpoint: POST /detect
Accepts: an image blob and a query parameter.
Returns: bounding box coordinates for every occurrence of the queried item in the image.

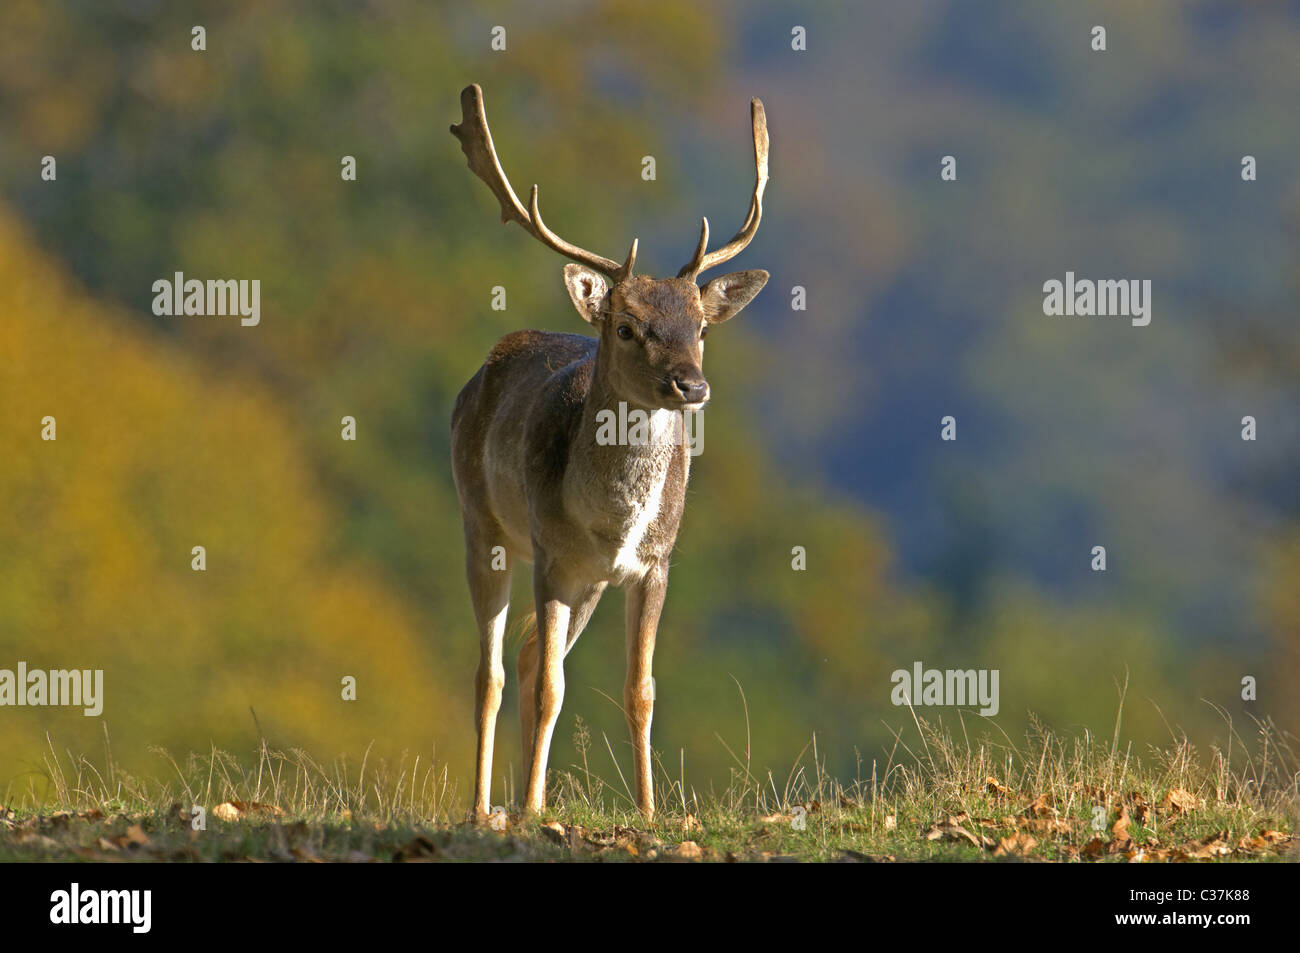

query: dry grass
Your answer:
[2,698,1296,862]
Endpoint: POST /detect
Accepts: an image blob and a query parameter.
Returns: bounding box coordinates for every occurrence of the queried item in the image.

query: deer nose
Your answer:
[672,375,709,404]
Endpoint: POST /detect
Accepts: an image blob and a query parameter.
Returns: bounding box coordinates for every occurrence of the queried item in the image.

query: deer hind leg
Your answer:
[518,582,605,782]
[625,568,667,821]
[466,530,512,822]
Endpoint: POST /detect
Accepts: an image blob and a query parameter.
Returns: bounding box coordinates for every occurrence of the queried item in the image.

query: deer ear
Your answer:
[699,269,769,323]
[563,264,609,324]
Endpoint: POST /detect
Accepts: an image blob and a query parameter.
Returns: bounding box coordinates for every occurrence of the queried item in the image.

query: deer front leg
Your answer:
[523,570,572,815]
[518,582,606,784]
[466,537,512,822]
[625,566,667,822]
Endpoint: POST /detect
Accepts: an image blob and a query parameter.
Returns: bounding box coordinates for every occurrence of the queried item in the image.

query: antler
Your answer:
[677,98,769,281]
[451,84,637,281]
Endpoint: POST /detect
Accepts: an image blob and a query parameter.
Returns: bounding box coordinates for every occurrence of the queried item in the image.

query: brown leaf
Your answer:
[924,822,994,849]
[1158,788,1200,815]
[1238,829,1289,852]
[672,840,703,860]
[1022,793,1058,818]
[681,813,704,833]
[212,800,283,822]
[837,849,896,862]
[992,832,1038,857]
[392,835,439,862]
[1016,815,1073,835]
[540,821,566,845]
[1081,836,1107,858]
[1111,803,1131,842]
[985,777,1013,798]
[1174,832,1233,861]
[15,832,61,851]
[123,823,150,848]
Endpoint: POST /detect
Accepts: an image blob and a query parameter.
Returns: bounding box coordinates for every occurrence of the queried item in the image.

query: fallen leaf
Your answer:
[1016,815,1073,835]
[837,849,896,863]
[15,832,61,851]
[212,801,283,822]
[1081,836,1107,858]
[993,832,1038,857]
[1158,788,1200,815]
[924,822,994,849]
[540,821,566,845]
[985,777,1013,798]
[392,835,439,862]
[672,840,703,860]
[1238,829,1289,851]
[1174,832,1232,861]
[1022,794,1058,818]
[1111,803,1131,842]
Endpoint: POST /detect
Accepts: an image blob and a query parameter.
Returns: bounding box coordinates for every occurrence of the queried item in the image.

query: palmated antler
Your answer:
[677,98,769,281]
[450,84,638,281]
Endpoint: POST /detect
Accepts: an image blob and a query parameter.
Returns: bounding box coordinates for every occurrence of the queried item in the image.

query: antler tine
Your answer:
[678,98,769,280]
[677,217,709,279]
[528,186,637,281]
[451,84,634,280]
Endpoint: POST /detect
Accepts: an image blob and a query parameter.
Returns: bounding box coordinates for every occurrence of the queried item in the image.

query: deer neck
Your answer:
[566,346,684,547]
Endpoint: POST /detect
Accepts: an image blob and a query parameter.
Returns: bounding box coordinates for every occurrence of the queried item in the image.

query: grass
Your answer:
[2,702,1296,863]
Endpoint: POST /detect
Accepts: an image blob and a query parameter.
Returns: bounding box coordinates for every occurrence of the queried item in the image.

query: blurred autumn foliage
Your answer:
[1,1,1297,798]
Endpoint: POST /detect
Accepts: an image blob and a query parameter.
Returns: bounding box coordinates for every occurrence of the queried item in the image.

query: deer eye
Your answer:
[617,325,634,341]
[699,324,709,340]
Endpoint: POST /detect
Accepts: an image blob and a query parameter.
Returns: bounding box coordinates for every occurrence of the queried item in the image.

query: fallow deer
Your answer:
[449,84,769,821]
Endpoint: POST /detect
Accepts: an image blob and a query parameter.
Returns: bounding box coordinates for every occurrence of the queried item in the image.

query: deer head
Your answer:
[450,84,769,410]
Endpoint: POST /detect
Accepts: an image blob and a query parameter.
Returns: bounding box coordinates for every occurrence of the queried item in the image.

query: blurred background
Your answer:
[1,0,1297,801]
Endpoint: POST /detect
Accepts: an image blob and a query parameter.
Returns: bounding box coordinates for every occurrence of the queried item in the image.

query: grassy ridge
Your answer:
[3,711,1296,863]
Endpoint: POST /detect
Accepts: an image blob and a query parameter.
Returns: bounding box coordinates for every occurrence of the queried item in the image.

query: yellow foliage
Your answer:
[0,207,471,790]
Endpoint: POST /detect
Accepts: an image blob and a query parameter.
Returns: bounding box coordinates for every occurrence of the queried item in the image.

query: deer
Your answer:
[449,84,769,822]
